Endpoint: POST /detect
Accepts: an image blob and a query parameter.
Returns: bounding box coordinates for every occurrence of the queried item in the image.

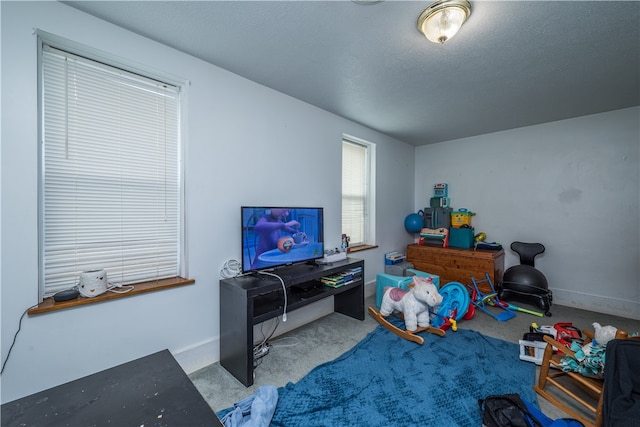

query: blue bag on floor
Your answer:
[219,385,278,427]
[522,397,585,427]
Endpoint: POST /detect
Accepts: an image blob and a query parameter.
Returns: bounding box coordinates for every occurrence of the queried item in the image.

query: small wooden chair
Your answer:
[533,328,628,427]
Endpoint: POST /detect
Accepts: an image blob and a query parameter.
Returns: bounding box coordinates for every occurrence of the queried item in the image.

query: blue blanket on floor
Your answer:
[220,325,538,427]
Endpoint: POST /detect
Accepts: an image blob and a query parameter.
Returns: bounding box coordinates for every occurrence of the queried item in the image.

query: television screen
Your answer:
[241,207,324,273]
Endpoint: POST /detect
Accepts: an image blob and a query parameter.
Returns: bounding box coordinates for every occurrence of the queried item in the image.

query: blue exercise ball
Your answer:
[404,213,424,233]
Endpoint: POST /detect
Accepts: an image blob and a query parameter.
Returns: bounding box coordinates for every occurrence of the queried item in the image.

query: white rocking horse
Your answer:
[368,275,446,344]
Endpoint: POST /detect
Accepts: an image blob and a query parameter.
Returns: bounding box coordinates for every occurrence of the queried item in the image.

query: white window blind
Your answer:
[342,139,367,245]
[41,44,183,298]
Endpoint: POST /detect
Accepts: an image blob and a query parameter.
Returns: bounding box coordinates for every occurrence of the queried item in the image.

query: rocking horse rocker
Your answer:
[368,275,462,344]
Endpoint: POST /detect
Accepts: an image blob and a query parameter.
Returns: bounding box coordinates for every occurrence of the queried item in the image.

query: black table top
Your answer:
[1,349,223,427]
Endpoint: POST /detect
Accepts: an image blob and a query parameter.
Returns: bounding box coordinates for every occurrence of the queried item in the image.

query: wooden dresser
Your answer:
[406,244,505,294]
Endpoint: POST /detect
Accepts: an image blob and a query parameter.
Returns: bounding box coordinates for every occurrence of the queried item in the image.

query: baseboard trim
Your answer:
[551,287,640,320]
[174,279,377,374]
[173,338,219,375]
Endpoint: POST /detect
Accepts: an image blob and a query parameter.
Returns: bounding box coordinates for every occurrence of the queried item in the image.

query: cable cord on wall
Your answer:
[1,304,38,375]
[220,259,242,278]
[256,270,287,322]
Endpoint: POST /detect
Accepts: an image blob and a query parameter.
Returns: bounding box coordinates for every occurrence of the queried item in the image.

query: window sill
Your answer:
[347,244,378,253]
[28,276,195,316]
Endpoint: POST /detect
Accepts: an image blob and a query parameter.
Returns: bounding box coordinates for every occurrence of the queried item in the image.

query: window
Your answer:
[342,136,375,247]
[39,42,185,300]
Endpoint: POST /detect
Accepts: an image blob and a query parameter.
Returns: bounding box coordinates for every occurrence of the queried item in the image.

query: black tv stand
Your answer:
[290,282,324,299]
[219,258,365,386]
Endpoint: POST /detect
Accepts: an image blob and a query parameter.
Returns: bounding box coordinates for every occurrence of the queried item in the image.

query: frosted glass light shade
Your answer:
[417,0,471,44]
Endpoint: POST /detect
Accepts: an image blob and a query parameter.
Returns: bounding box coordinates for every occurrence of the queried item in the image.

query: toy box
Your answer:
[448,227,474,249]
[451,208,475,228]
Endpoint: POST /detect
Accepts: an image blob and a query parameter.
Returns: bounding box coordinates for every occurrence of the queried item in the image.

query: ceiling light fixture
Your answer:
[417,0,471,44]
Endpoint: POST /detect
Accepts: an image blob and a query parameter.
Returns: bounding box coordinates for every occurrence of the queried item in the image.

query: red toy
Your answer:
[554,322,583,347]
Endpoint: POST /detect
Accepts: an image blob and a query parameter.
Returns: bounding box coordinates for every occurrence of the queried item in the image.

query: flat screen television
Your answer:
[241,207,324,273]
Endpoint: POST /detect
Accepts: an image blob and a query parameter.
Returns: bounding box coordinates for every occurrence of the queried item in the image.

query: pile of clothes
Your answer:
[558,340,607,378]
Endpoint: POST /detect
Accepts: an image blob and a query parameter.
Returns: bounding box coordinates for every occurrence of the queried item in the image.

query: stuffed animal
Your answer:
[592,322,618,346]
[379,276,443,331]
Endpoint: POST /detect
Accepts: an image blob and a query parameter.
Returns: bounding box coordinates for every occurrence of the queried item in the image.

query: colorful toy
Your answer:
[375,269,439,307]
[379,276,443,331]
[368,275,446,344]
[469,273,516,322]
[430,183,450,207]
[404,211,425,233]
[431,281,471,329]
[495,300,543,317]
[433,183,448,198]
[451,208,475,228]
[554,322,583,347]
[419,227,449,247]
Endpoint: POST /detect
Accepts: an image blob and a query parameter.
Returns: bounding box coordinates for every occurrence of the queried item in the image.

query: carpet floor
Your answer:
[223,326,537,426]
[190,293,640,425]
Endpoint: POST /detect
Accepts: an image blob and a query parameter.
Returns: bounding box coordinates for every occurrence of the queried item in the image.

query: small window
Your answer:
[342,136,375,247]
[39,42,185,299]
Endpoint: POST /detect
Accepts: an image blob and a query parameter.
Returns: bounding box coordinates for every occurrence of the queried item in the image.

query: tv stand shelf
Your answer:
[219,258,365,386]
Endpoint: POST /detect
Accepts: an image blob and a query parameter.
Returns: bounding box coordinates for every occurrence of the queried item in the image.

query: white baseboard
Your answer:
[173,279,377,374]
[173,338,219,375]
[364,280,376,298]
[551,287,640,320]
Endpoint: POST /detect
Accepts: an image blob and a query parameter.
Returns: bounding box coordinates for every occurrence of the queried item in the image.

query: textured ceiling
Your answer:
[63,0,640,146]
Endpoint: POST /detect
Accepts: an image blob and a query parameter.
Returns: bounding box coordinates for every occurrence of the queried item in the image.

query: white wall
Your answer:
[415,107,640,320]
[0,1,416,403]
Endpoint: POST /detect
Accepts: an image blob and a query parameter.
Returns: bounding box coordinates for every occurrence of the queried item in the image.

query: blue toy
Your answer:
[430,281,470,329]
[469,273,516,322]
[404,211,424,233]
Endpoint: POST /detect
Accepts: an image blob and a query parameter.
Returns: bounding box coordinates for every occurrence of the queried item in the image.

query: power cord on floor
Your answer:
[252,317,280,369]
[253,342,270,359]
[269,336,300,349]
